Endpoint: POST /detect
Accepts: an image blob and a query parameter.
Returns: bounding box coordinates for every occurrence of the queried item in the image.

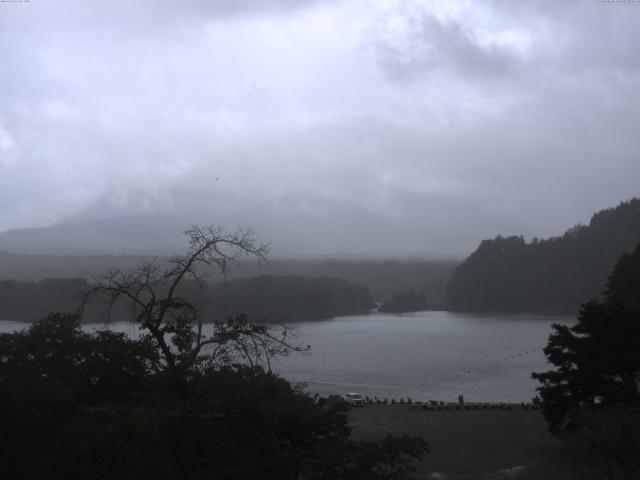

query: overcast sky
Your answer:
[0,0,639,256]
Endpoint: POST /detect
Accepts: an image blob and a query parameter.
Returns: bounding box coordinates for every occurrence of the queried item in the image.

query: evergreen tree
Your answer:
[533,243,640,433]
[448,198,640,313]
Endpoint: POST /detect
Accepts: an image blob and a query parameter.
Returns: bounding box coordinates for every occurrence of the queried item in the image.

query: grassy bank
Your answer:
[349,405,599,480]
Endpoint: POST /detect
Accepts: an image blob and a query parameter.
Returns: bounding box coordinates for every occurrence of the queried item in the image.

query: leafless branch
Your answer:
[83,225,299,375]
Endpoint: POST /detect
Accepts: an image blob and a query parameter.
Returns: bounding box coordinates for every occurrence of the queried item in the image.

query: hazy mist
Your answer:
[1,0,639,256]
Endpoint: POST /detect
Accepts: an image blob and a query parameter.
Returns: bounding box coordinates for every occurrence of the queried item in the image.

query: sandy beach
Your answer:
[349,404,600,480]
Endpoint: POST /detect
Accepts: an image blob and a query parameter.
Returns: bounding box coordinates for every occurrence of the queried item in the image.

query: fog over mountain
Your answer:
[0,191,533,256]
[1,0,639,256]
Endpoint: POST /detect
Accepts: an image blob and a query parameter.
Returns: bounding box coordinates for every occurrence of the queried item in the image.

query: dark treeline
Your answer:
[0,251,155,281]
[0,275,374,323]
[379,290,429,314]
[447,198,640,314]
[0,252,458,304]
[229,259,457,304]
[0,278,88,322]
[206,275,374,321]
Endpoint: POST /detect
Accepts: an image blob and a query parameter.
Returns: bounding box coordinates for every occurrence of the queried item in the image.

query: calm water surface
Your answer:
[0,311,573,403]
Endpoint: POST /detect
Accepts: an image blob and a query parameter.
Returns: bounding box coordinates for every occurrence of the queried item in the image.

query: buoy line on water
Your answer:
[453,347,542,380]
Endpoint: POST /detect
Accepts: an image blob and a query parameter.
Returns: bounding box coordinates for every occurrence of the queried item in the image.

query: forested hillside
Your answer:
[0,278,89,322]
[0,253,456,304]
[379,289,428,313]
[205,275,374,321]
[447,198,640,314]
[0,275,374,322]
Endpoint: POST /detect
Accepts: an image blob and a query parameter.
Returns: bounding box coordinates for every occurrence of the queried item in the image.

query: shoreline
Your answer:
[0,307,577,325]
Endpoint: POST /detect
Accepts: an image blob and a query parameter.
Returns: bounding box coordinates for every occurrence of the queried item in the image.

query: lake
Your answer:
[0,310,573,403]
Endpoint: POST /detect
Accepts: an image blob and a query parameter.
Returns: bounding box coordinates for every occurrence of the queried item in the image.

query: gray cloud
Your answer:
[0,0,335,30]
[0,0,639,256]
[375,14,520,81]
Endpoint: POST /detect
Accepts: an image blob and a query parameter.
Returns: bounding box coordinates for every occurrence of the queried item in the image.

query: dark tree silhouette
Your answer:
[0,226,429,479]
[533,244,640,479]
[87,225,306,378]
[448,198,640,314]
[379,289,427,313]
[1,271,428,479]
[571,406,640,480]
[0,313,159,479]
[533,243,640,433]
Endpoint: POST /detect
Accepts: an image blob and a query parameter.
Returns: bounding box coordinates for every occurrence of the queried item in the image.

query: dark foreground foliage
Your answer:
[570,406,640,480]
[0,314,427,480]
[534,244,640,479]
[533,243,640,433]
[0,225,427,479]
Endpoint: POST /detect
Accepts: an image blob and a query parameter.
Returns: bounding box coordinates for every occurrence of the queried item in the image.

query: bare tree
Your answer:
[87,225,306,376]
